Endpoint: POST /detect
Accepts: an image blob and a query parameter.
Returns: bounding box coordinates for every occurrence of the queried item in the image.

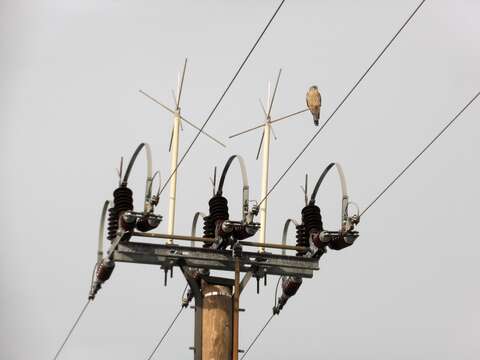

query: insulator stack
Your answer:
[107,186,133,240]
[277,276,302,310]
[203,195,229,247]
[295,224,308,256]
[301,204,323,236]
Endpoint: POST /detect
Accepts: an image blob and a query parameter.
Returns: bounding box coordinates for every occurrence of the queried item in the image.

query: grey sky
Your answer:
[1,0,479,359]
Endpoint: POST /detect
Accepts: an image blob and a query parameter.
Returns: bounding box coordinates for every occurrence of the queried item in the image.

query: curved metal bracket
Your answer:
[310,162,353,233]
[217,155,250,222]
[147,170,162,208]
[121,142,153,213]
[191,211,207,247]
[281,218,300,256]
[97,200,110,264]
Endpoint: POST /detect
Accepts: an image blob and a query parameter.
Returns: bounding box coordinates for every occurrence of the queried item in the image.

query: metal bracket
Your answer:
[112,242,319,278]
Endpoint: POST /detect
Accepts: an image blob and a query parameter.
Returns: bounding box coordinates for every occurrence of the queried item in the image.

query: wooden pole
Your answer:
[202,281,232,360]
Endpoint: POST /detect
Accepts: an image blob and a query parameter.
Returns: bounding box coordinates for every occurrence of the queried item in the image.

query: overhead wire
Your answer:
[240,313,275,360]
[145,306,185,360]
[157,0,287,197]
[360,90,479,217]
[52,299,91,360]
[145,284,189,360]
[51,260,99,360]
[240,276,282,360]
[257,0,428,207]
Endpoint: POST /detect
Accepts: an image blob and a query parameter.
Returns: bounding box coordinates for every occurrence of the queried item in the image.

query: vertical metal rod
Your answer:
[233,257,240,360]
[167,61,187,242]
[259,122,271,253]
[259,81,272,253]
[167,110,181,241]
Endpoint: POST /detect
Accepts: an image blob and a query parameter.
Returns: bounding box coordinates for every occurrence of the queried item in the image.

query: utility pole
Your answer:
[90,70,360,360]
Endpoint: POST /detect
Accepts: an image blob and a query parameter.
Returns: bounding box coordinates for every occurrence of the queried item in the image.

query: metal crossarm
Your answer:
[112,242,319,278]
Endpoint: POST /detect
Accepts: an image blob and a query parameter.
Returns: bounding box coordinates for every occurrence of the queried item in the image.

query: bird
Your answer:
[306,85,321,126]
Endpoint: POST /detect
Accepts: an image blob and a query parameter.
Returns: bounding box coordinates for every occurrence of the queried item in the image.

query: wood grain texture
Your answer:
[202,282,232,360]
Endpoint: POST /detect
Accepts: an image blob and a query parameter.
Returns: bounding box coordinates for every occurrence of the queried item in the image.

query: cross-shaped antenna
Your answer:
[139,59,226,241]
[139,63,225,148]
[229,69,309,252]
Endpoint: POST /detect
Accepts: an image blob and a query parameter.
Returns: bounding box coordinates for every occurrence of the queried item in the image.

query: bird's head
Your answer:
[309,85,318,91]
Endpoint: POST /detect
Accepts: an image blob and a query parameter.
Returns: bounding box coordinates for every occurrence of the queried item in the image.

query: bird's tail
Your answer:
[314,113,319,126]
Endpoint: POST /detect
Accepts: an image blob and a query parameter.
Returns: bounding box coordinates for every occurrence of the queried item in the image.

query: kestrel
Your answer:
[306,85,321,126]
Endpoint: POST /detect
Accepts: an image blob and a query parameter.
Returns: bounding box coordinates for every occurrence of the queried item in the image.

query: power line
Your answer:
[145,284,188,360]
[146,306,185,360]
[157,0,287,196]
[52,300,90,360]
[360,90,479,217]
[240,313,275,360]
[241,277,281,359]
[257,0,427,207]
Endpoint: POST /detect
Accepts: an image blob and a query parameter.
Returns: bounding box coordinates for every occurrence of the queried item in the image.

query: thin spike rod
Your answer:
[116,156,124,186]
[176,58,188,109]
[259,98,267,117]
[267,69,282,118]
[270,124,278,140]
[229,108,309,139]
[255,69,282,160]
[139,90,226,148]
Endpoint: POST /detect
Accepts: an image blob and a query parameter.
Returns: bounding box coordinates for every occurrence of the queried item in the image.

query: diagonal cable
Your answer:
[52,300,90,360]
[146,306,184,360]
[157,0,287,196]
[240,313,275,360]
[360,90,479,217]
[258,0,427,207]
[145,284,189,360]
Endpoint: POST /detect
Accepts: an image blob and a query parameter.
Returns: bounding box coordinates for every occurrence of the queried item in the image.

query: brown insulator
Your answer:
[329,235,353,250]
[277,276,303,310]
[295,224,308,256]
[136,216,159,232]
[232,227,252,240]
[301,204,323,236]
[107,186,134,240]
[96,260,115,282]
[203,195,229,247]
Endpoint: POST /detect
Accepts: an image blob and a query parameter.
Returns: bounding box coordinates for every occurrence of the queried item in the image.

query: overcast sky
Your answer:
[1,1,479,359]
